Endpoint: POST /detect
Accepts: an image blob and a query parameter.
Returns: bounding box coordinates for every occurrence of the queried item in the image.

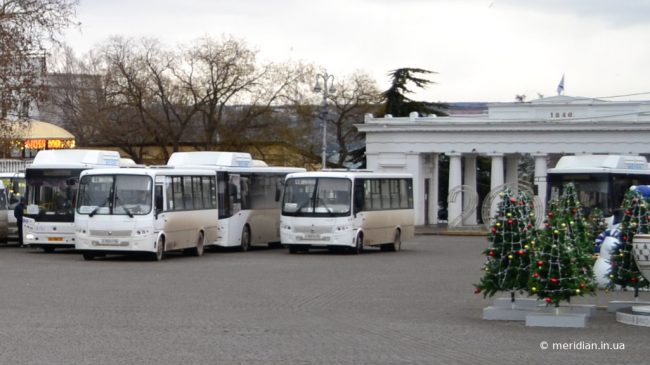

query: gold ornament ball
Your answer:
[531,287,537,292]
[508,255,513,259]
[576,289,581,294]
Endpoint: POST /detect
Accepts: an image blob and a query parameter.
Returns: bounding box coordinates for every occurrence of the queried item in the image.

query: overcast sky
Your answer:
[63,0,650,102]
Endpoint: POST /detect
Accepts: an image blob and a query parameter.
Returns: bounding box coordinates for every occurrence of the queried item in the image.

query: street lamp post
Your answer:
[313,72,336,169]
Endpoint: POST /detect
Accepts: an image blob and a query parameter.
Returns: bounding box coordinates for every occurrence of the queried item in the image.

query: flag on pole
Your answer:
[556,74,565,95]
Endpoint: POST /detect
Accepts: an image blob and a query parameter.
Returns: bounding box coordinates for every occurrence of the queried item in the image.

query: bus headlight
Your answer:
[281,224,292,231]
[25,234,35,240]
[336,225,351,232]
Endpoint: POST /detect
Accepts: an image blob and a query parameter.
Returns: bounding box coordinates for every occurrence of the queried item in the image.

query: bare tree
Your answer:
[328,71,382,167]
[0,0,78,153]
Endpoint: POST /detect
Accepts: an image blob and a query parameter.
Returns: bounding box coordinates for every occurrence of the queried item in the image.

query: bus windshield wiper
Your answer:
[114,196,134,218]
[89,196,111,217]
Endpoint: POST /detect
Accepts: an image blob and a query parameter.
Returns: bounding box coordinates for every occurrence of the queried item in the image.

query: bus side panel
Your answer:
[161,209,218,251]
[248,208,280,244]
[356,209,414,246]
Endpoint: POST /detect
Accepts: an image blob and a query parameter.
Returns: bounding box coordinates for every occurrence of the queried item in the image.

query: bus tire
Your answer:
[82,252,95,261]
[43,247,55,253]
[288,245,298,254]
[189,231,205,257]
[152,237,165,261]
[352,235,363,255]
[240,225,251,252]
[388,229,401,252]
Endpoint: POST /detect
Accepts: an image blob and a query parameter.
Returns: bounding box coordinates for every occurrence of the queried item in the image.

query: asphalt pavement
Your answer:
[0,234,648,365]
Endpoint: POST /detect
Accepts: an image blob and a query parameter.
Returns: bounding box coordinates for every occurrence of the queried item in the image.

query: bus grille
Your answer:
[89,230,132,237]
[293,226,332,234]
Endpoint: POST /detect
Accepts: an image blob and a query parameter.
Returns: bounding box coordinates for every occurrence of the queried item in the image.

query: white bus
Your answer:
[547,155,650,219]
[280,171,415,254]
[167,151,305,250]
[0,181,7,243]
[0,172,26,241]
[22,149,122,252]
[75,167,219,261]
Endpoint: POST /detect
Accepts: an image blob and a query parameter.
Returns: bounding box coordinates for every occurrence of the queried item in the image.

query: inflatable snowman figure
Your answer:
[593,232,619,289]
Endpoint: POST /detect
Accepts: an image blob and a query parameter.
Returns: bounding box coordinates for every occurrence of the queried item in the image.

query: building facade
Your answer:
[356,95,650,227]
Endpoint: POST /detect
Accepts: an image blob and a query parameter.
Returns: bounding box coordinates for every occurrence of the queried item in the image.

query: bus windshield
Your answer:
[282,177,351,217]
[547,172,650,216]
[77,175,152,216]
[25,168,82,222]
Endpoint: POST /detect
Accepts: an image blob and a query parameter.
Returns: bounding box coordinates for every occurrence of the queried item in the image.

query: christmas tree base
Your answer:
[616,306,650,327]
[539,304,597,317]
[525,311,588,328]
[493,297,540,309]
[483,305,540,321]
[607,300,650,313]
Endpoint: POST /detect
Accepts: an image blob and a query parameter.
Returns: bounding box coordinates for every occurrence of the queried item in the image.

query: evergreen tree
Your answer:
[383,68,448,117]
[529,183,596,307]
[609,187,650,295]
[588,207,608,255]
[474,189,537,300]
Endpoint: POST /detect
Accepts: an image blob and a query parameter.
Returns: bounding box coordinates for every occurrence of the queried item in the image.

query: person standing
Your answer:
[14,197,25,247]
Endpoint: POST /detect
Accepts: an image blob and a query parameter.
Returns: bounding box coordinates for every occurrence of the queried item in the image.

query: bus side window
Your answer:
[353,179,365,215]
[155,185,163,213]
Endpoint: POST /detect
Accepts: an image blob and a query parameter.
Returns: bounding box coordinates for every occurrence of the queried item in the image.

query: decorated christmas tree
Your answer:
[609,186,650,296]
[529,183,596,307]
[588,207,608,255]
[474,188,537,301]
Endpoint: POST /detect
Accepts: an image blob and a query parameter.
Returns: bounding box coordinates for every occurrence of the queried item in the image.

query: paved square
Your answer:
[0,235,647,364]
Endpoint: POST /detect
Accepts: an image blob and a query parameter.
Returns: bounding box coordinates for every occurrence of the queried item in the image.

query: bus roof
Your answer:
[28,149,121,169]
[548,155,650,174]
[80,166,217,177]
[167,151,254,167]
[285,171,413,180]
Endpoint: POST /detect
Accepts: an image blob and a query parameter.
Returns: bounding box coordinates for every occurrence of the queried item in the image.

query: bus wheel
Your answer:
[82,253,95,261]
[240,226,251,252]
[190,232,205,257]
[152,237,165,261]
[43,247,55,253]
[389,230,401,252]
[288,245,298,254]
[352,235,363,255]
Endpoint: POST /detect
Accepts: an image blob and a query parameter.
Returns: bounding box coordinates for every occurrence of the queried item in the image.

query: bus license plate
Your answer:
[304,234,322,240]
[48,237,64,242]
[101,238,120,245]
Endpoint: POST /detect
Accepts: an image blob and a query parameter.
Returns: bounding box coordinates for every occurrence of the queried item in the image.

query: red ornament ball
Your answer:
[488,251,495,257]
[550,278,558,284]
[474,287,482,294]
[533,272,540,278]
[518,250,525,256]
[537,260,544,267]
[545,297,553,303]
[510,197,517,203]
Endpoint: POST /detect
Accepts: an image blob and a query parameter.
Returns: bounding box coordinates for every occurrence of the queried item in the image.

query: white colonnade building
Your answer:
[355,95,650,228]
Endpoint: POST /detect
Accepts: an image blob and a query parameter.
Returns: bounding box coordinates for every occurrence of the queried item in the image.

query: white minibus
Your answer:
[75,167,218,261]
[22,149,122,251]
[167,151,305,250]
[0,172,26,241]
[280,171,414,254]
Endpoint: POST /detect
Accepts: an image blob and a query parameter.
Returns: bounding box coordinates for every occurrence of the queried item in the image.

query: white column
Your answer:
[447,152,462,228]
[534,154,548,213]
[489,153,505,218]
[431,154,439,225]
[505,154,520,187]
[463,154,477,225]
[406,153,426,226]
